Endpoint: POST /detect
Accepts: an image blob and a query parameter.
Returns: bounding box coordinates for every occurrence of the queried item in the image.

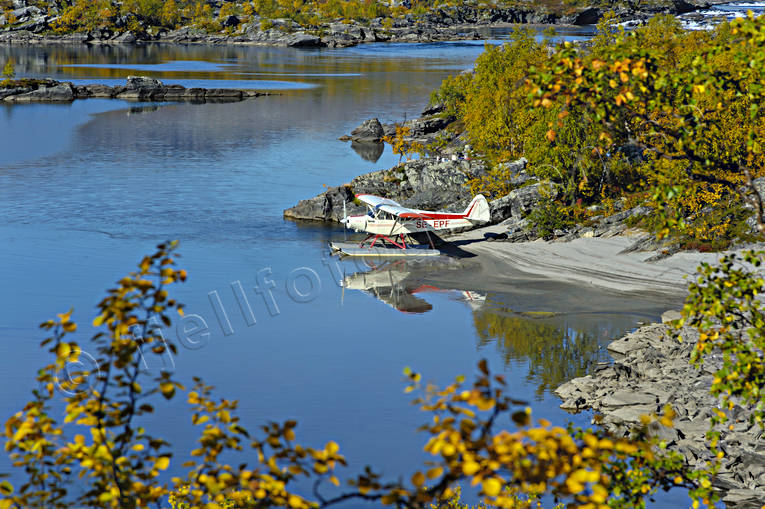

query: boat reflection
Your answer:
[340,259,485,314]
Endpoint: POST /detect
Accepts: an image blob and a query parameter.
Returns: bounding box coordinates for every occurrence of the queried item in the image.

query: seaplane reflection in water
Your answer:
[340,259,486,314]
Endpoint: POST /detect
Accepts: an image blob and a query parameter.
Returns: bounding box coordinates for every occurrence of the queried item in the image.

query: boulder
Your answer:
[0,86,31,100]
[284,185,360,222]
[181,88,206,101]
[205,88,243,99]
[82,84,116,97]
[349,118,385,142]
[284,158,484,222]
[221,14,239,27]
[573,7,600,25]
[112,30,137,43]
[660,309,682,324]
[125,75,163,90]
[285,32,321,47]
[11,5,41,20]
[15,15,48,32]
[159,84,187,100]
[402,115,452,137]
[489,181,559,222]
[421,103,444,116]
[4,82,74,102]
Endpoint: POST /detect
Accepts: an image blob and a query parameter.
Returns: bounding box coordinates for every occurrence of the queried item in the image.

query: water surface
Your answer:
[0,36,687,506]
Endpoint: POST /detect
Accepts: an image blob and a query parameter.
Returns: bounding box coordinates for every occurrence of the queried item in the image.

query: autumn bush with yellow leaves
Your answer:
[431,13,765,247]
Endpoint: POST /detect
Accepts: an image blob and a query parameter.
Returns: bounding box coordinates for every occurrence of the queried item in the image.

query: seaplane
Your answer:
[329,193,490,257]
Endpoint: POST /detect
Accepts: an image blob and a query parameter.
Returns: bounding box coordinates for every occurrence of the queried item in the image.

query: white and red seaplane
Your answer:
[330,193,490,256]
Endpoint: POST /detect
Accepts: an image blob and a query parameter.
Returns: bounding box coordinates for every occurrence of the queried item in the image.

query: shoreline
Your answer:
[555,322,765,506]
[0,0,726,48]
[444,223,735,295]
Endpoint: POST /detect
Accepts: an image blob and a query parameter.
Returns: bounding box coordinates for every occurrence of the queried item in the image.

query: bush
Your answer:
[431,13,765,246]
[526,200,574,239]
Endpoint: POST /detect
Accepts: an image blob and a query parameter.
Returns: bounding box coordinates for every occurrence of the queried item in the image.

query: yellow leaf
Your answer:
[427,467,443,479]
[463,461,480,476]
[57,343,71,359]
[326,441,339,455]
[0,481,13,496]
[160,382,175,400]
[482,477,501,497]
[411,472,425,487]
[132,443,144,451]
[155,456,170,470]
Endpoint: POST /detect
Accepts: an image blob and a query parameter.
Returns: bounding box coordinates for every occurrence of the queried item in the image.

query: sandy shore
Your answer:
[444,224,734,296]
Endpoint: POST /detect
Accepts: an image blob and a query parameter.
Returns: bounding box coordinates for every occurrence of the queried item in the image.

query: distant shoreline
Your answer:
[0,0,725,49]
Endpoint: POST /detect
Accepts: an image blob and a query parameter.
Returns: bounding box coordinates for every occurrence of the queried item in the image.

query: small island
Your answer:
[0,75,268,102]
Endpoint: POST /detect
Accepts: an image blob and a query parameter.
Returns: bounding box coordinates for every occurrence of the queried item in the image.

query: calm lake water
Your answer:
[0,33,691,506]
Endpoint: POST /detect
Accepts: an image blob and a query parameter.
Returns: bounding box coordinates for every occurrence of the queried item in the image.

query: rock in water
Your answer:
[285,32,322,47]
[112,30,137,43]
[125,76,164,90]
[349,118,385,142]
[4,82,74,102]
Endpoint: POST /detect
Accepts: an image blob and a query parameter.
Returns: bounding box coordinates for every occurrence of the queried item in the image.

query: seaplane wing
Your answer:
[355,194,431,219]
[376,204,431,219]
[356,194,403,209]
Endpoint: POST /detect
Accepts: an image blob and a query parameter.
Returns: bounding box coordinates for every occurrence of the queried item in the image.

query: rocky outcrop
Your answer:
[555,323,765,507]
[284,158,486,222]
[0,76,267,103]
[346,118,385,142]
[3,81,74,102]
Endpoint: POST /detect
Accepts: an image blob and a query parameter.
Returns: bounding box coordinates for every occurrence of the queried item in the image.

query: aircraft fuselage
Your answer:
[343,216,474,234]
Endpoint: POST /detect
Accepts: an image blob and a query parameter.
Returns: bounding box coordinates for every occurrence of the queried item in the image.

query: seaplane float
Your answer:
[330,193,490,257]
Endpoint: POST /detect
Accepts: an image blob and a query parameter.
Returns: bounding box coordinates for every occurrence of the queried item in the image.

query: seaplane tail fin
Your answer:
[464,194,490,223]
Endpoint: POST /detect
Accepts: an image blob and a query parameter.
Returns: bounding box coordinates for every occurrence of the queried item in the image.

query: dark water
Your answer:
[0,35,689,506]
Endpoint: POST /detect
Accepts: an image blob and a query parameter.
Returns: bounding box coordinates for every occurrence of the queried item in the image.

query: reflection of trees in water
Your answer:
[472,304,610,399]
[4,44,459,105]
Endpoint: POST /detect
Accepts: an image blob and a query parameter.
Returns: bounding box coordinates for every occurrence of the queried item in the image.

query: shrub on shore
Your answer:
[434,13,765,249]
